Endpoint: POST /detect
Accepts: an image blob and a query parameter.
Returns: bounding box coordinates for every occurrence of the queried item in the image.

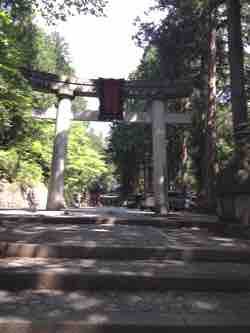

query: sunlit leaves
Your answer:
[1,0,108,24]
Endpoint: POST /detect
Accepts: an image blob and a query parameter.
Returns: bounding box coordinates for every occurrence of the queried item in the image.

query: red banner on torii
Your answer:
[98,78,124,121]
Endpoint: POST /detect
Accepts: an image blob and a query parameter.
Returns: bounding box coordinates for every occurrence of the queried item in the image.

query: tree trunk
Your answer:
[181,132,188,184]
[202,13,218,211]
[227,0,248,131]
[216,1,249,225]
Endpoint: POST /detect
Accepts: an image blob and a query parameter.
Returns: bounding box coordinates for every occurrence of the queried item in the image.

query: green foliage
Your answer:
[0,119,54,185]
[16,160,44,185]
[0,9,35,147]
[30,29,74,109]
[129,47,161,81]
[65,123,113,194]
[216,104,234,167]
[0,148,18,180]
[32,30,73,75]
[108,121,152,194]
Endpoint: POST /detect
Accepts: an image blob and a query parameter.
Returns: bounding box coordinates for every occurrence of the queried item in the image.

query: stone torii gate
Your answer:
[22,69,193,214]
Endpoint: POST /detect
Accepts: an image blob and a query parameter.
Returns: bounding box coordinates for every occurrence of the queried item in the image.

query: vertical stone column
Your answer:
[152,100,168,215]
[47,85,74,210]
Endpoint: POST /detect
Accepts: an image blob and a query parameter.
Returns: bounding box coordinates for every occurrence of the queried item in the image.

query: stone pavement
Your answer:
[0,209,250,331]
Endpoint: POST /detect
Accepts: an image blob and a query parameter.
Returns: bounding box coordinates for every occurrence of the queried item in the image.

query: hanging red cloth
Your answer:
[98,78,124,120]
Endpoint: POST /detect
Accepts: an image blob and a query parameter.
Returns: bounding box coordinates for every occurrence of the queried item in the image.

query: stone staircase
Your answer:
[0,212,250,331]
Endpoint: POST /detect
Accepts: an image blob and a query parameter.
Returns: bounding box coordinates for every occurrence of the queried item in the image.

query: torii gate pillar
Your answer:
[152,100,168,215]
[47,86,74,210]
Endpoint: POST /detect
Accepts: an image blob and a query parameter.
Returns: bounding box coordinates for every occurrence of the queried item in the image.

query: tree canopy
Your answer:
[108,0,249,208]
[0,0,113,205]
[0,0,107,23]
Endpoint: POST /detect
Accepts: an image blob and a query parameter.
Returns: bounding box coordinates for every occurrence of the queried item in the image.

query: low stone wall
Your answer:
[0,181,48,210]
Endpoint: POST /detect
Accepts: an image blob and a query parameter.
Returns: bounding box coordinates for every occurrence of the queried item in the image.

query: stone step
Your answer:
[1,222,250,262]
[2,241,250,263]
[0,221,168,245]
[0,290,250,331]
[0,210,222,230]
[1,258,250,292]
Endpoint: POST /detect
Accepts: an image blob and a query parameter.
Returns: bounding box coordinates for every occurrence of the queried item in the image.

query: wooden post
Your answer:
[47,86,74,210]
[152,100,168,215]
